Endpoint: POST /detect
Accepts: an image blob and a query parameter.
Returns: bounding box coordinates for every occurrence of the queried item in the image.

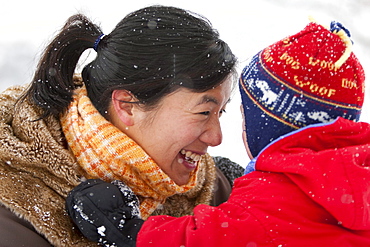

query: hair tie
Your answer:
[93,34,105,52]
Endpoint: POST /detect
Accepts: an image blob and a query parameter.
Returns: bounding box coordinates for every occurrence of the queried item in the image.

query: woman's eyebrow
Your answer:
[196,95,231,106]
[197,95,219,105]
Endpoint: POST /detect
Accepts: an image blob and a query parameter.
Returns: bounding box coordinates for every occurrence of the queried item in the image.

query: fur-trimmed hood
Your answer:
[0,85,96,246]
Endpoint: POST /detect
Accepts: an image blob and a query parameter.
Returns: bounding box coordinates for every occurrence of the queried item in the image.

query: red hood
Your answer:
[255,117,370,230]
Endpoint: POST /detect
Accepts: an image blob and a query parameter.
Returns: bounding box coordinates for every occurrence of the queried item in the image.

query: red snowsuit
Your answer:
[137,117,370,247]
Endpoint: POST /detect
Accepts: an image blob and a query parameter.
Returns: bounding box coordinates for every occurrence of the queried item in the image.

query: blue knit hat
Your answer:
[239,21,365,157]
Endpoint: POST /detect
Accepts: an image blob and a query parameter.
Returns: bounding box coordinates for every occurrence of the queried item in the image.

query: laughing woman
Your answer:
[0,5,242,247]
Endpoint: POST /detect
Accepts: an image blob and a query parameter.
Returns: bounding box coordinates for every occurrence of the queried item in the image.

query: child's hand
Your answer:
[66,179,144,247]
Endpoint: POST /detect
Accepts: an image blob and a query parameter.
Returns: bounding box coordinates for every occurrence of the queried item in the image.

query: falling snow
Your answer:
[1,0,369,168]
[97,226,106,237]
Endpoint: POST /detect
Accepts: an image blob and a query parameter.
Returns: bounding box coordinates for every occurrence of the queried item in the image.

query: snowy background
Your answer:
[1,0,369,167]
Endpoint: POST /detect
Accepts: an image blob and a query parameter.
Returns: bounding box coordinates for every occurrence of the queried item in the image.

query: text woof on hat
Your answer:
[239,20,365,157]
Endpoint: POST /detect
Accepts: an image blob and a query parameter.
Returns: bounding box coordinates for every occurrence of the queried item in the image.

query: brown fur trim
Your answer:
[0,86,95,246]
[151,153,216,217]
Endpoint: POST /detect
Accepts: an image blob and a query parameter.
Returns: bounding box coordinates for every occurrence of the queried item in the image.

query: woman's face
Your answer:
[125,79,232,185]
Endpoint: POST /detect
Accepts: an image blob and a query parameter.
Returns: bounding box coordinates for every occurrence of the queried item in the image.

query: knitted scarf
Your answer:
[60,86,199,219]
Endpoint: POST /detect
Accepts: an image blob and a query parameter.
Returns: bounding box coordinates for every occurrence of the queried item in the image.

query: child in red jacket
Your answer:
[66,19,370,247]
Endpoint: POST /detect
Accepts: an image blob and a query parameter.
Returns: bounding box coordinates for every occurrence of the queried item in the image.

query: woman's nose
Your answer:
[200,119,222,147]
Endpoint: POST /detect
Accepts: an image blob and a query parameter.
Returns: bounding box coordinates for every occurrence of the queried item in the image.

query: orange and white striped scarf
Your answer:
[60,86,198,219]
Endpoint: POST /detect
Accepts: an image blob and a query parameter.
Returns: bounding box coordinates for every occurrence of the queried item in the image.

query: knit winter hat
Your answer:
[239,20,365,157]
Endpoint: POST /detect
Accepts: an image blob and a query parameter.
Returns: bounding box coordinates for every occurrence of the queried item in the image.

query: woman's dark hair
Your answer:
[25,5,237,118]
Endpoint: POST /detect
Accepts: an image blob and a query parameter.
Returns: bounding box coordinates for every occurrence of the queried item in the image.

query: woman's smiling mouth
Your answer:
[178,149,202,170]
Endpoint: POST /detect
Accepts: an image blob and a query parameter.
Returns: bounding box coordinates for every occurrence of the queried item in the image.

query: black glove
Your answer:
[66,179,144,247]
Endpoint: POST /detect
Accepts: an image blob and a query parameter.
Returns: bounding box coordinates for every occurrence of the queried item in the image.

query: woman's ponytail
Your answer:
[24,14,102,118]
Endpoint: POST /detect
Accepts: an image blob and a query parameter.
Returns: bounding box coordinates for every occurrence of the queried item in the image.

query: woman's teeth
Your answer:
[180,149,201,163]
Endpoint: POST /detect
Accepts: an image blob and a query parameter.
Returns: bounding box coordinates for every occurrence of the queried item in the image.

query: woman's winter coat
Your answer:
[0,85,243,246]
[137,117,370,247]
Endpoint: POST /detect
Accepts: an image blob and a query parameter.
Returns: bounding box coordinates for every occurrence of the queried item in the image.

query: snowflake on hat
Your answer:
[239,19,365,157]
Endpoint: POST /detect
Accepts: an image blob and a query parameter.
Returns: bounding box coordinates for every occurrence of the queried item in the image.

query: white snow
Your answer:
[1,0,369,167]
[97,225,106,237]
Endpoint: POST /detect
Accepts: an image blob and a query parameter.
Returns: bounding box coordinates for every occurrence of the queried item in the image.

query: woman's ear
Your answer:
[111,90,135,126]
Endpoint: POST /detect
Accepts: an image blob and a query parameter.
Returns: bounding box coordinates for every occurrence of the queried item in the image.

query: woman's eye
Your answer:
[198,111,210,116]
[198,109,226,117]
